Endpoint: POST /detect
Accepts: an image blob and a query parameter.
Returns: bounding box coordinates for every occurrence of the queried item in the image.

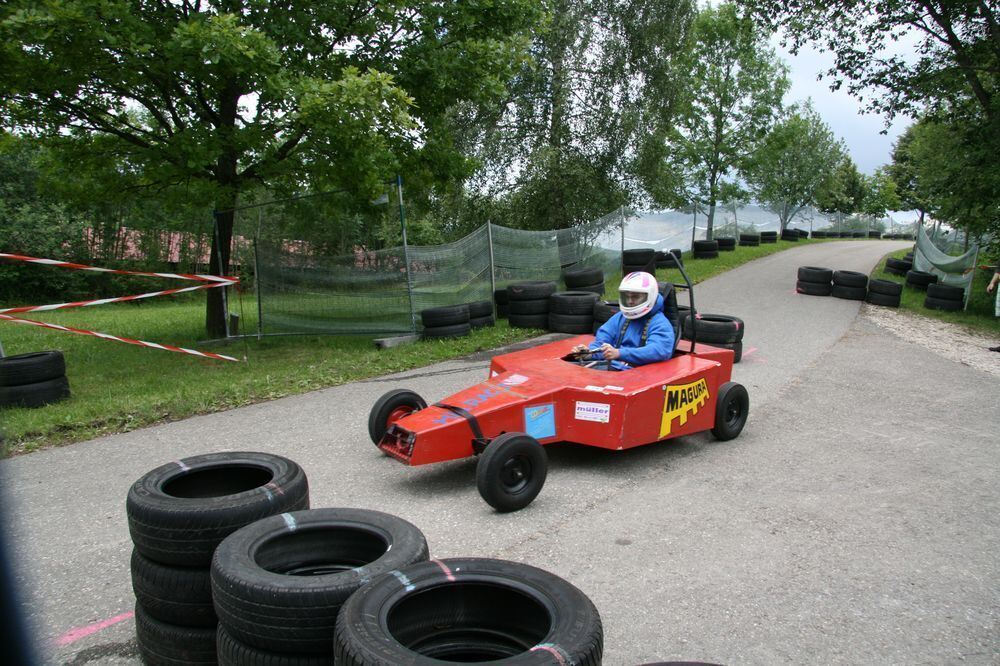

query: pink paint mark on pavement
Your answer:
[55,610,134,647]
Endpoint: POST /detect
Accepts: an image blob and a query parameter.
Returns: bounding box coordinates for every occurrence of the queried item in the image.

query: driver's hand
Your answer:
[599,343,620,360]
[572,344,590,354]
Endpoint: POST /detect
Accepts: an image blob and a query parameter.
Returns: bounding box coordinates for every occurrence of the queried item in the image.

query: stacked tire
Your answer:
[507,281,557,329]
[562,266,605,295]
[884,257,912,276]
[465,300,495,329]
[831,270,868,300]
[760,231,778,244]
[716,237,736,252]
[622,248,656,275]
[780,228,799,241]
[905,270,938,291]
[548,291,599,334]
[739,233,760,247]
[592,300,620,333]
[420,304,471,339]
[655,250,680,269]
[812,230,826,239]
[796,266,833,296]
[494,289,509,319]
[681,313,745,362]
[692,240,718,259]
[127,452,309,666]
[866,279,902,307]
[868,231,882,239]
[212,508,429,665]
[0,351,70,409]
[924,283,964,311]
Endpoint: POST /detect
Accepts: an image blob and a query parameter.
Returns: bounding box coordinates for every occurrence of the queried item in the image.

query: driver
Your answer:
[572,271,674,370]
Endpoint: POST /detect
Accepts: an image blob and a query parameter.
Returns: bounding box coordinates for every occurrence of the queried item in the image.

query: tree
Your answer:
[861,167,902,230]
[0,0,541,335]
[815,154,866,229]
[744,102,843,232]
[666,3,788,239]
[887,123,933,225]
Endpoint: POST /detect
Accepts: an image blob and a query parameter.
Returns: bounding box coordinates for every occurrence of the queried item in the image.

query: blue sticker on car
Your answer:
[524,403,556,439]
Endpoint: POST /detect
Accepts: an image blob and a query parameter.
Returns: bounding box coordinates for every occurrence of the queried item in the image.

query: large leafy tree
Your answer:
[666,2,788,239]
[815,154,866,230]
[744,102,843,231]
[0,0,540,335]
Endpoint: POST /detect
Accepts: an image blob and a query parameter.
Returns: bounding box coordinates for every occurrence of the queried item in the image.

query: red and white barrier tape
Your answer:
[0,253,242,362]
[0,314,241,362]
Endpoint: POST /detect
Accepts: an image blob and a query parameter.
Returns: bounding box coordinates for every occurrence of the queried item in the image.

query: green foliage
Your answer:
[815,154,866,216]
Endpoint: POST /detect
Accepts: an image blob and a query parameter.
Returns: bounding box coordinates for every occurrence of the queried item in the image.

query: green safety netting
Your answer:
[913,225,979,307]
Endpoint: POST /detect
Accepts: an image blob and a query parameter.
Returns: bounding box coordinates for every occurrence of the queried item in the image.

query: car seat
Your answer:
[659,282,681,352]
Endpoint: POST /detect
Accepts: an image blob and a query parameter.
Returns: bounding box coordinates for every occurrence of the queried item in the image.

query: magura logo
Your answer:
[659,378,710,437]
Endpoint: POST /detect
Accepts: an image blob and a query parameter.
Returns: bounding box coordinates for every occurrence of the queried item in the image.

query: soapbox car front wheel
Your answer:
[476,433,548,512]
[368,389,427,445]
[711,381,749,441]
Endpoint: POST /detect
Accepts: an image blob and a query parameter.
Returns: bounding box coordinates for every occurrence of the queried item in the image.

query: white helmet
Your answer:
[618,271,658,320]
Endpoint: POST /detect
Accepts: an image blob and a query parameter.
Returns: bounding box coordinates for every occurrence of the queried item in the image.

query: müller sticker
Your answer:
[575,401,611,423]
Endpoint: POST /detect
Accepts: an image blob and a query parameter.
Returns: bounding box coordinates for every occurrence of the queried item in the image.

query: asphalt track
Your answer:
[2,240,998,665]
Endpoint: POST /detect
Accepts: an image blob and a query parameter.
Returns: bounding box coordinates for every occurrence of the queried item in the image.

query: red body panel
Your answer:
[379,336,735,465]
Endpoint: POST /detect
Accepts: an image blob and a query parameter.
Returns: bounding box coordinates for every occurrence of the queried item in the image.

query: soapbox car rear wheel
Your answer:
[711,381,749,441]
[476,433,547,512]
[368,389,427,445]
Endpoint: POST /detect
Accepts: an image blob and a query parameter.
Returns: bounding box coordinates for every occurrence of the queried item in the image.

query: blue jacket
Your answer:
[588,294,675,369]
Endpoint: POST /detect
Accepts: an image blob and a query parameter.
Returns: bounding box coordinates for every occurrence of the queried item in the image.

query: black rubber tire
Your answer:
[422,322,472,338]
[692,250,718,259]
[780,230,799,241]
[0,375,70,409]
[692,240,718,252]
[924,295,963,311]
[868,231,882,238]
[796,280,832,296]
[127,452,309,567]
[852,231,866,238]
[0,350,66,386]
[217,625,330,666]
[926,283,964,301]
[866,291,901,307]
[623,260,656,275]
[711,340,743,363]
[831,284,867,300]
[508,313,549,329]
[654,251,674,268]
[812,231,826,238]
[832,270,868,288]
[905,270,937,288]
[715,237,736,250]
[868,279,903,296]
[884,267,906,276]
[797,266,833,283]
[368,389,426,445]
[476,433,547,512]
[562,266,603,288]
[623,248,655,263]
[419,304,469,328]
[211,508,429,655]
[711,382,749,441]
[548,312,594,334]
[134,602,218,666]
[508,298,549,315]
[469,315,495,329]
[593,300,620,323]
[493,288,509,305]
[739,233,760,244]
[466,300,493,319]
[760,236,777,244]
[575,281,606,295]
[681,314,744,343]
[760,231,778,239]
[798,230,810,239]
[549,291,600,315]
[507,281,557,301]
[496,302,509,318]
[885,257,912,271]
[334,557,603,666]
[131,549,216,627]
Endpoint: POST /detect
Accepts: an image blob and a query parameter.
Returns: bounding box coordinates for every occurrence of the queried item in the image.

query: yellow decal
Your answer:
[660,378,710,437]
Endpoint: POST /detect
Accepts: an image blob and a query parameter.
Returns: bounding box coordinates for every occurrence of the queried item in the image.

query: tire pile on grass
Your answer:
[924,283,965,311]
[419,301,495,340]
[548,291,600,334]
[622,248,656,275]
[692,239,718,259]
[680,313,745,362]
[507,280,558,329]
[562,266,605,294]
[655,249,683,269]
[715,237,736,252]
[126,453,604,665]
[760,231,778,244]
[780,228,799,242]
[0,350,70,409]
[739,233,760,246]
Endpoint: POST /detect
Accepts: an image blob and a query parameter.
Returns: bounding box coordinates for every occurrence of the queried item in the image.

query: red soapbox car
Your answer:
[368,302,749,512]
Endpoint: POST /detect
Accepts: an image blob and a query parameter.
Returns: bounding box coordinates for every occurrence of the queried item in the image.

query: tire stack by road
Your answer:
[831,270,868,300]
[681,313,745,362]
[924,283,964,311]
[562,265,605,295]
[655,250,675,270]
[212,508,429,665]
[715,237,736,252]
[780,228,799,241]
[795,266,833,296]
[0,350,70,409]
[905,269,938,291]
[465,300,495,329]
[592,300,620,333]
[507,280,557,329]
[692,239,718,259]
[866,279,902,307]
[420,304,471,339]
[739,233,760,246]
[494,288,509,318]
[868,231,882,239]
[127,452,309,666]
[548,291,600,334]
[884,256,912,276]
[852,231,866,239]
[760,230,778,244]
[622,248,656,275]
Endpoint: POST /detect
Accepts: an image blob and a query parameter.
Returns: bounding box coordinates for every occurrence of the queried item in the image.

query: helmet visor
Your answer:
[620,290,646,308]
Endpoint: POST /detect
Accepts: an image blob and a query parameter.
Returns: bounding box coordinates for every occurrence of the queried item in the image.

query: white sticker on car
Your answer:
[575,401,611,423]
[500,373,529,387]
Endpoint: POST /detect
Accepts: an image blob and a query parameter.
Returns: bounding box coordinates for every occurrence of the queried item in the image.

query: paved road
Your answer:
[2,240,998,665]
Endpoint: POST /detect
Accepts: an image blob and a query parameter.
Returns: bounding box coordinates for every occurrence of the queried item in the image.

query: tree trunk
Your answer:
[206,194,236,339]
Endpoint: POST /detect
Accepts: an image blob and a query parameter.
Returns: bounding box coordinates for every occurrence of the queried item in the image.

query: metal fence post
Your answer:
[212,210,231,339]
[397,175,417,333]
[486,222,497,315]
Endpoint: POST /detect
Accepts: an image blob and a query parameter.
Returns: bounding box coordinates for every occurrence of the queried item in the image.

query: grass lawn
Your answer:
[872,249,1000,335]
[0,237,826,455]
